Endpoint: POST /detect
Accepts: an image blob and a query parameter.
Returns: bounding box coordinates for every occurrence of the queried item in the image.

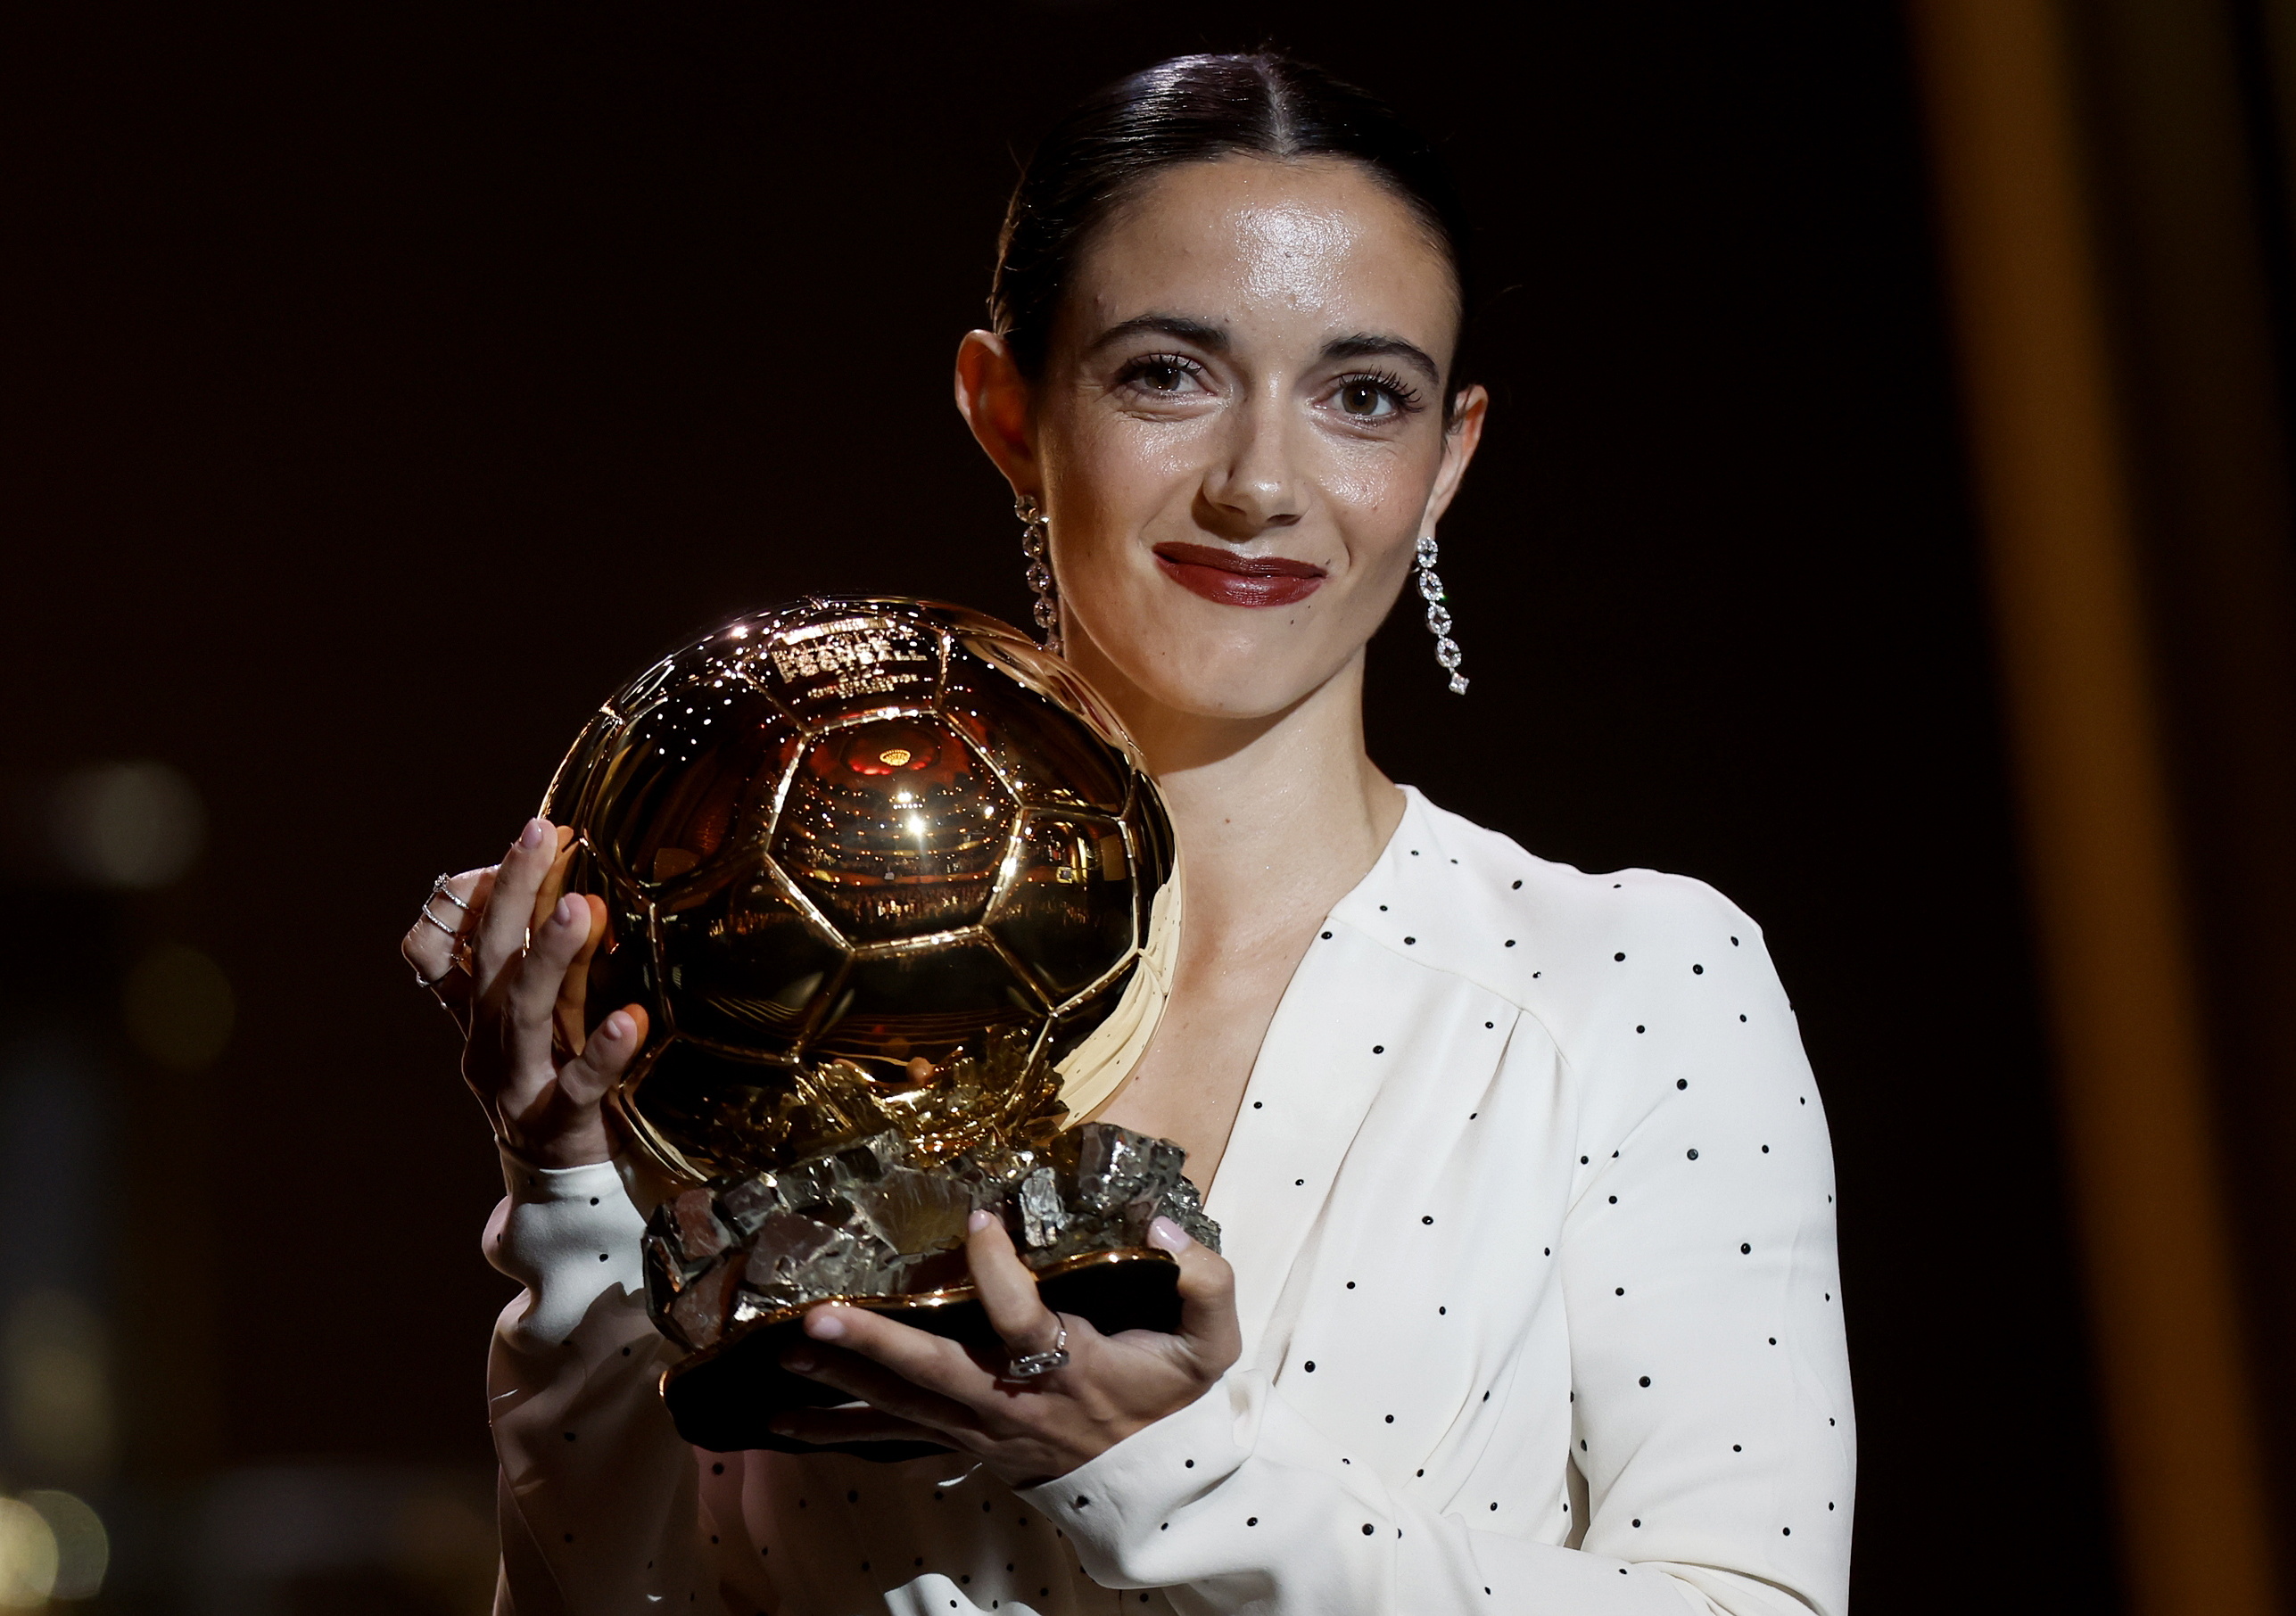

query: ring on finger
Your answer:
[428,872,473,912]
[1002,1315,1070,1381]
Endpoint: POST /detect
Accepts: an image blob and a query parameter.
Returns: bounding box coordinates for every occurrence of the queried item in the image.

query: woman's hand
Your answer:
[399,817,648,1168]
[769,1210,1243,1486]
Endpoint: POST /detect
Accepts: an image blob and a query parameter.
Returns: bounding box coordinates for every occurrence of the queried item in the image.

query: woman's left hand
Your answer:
[772,1210,1241,1486]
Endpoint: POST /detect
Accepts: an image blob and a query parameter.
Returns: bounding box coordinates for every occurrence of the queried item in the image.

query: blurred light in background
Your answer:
[1,1293,113,1482]
[47,763,203,890]
[122,945,235,1071]
[0,1496,57,1610]
[21,1491,106,1602]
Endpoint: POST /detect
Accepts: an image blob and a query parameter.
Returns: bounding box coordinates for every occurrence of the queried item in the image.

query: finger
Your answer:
[964,1210,1063,1357]
[554,894,608,1055]
[401,868,490,983]
[781,1325,984,1431]
[764,1405,954,1451]
[504,894,596,1065]
[552,1003,648,1111]
[1148,1216,1243,1373]
[475,819,555,998]
[528,823,578,936]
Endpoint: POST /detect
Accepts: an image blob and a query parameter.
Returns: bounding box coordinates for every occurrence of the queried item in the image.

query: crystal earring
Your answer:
[1015,493,1061,655]
[1416,534,1467,694]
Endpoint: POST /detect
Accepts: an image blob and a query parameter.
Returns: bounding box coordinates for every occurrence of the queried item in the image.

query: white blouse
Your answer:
[483,787,1854,1616]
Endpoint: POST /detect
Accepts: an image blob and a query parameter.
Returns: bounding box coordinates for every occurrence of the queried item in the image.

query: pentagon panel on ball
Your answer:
[538,598,1210,1456]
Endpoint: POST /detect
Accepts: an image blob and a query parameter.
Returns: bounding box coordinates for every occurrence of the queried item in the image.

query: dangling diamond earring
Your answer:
[1015,493,1061,655]
[1416,534,1467,694]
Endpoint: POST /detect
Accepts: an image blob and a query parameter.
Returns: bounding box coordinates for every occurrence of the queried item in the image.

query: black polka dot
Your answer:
[1632,1518,1641,1527]
[589,1195,599,1205]
[1692,964,1703,975]
[1731,936,1739,944]
[1248,1517,1259,1526]
[1636,1025,1646,1034]
[564,1431,576,1442]
[1422,1215,1433,1224]
[711,1462,723,1473]
[1074,1496,1088,1508]
[598,1253,609,1262]
[1374,1045,1385,1054]
[1386,1414,1395,1423]
[1543,1247,1550,1255]
[1639,1376,1651,1387]
[1677,1078,1689,1090]
[1615,952,1626,961]
[1490,1503,1499,1512]
[1615,1286,1624,1295]
[1296,1177,1305,1185]
[1253,1101,1263,1109]
[1504,939,1516,948]
[1306,1361,1317,1371]
[1485,1021,1494,1028]
[1742,1243,1752,1254]
[1379,904,1388,911]
[1734,1445,1743,1452]
[622,1347,632,1356]
[1763,1144,1771,1153]
[1403,936,1416,945]
[1688,1149,1700,1160]
[1512,879,1522,889]
[1362,1523,1375,1535]
[1185,1458,1194,1468]
[1347,1281,1356,1289]
[1321,930,1333,939]
[1783,1528,1791,1536]
[1770,1337,1778,1345]
[1740,1014,1748,1022]
[1608,1195,1617,1204]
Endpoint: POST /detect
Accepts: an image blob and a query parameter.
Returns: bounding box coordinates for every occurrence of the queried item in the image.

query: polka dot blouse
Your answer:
[483,787,1854,1615]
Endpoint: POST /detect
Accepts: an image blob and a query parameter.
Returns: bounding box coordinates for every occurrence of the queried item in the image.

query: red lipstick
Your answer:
[1152,542,1327,608]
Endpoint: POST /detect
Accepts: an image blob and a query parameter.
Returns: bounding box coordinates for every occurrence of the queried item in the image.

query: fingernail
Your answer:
[555,895,581,928]
[968,1208,995,1233]
[805,1308,847,1341]
[520,818,548,850]
[1147,1216,1193,1253]
[600,1010,632,1042]
[780,1353,815,1375]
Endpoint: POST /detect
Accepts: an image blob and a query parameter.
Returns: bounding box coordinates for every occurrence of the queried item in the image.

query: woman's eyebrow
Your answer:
[1322,334,1441,384]
[1086,314,1229,353]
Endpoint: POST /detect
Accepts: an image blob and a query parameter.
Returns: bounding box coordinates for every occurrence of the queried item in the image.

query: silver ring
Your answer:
[428,873,473,912]
[1003,1317,1070,1380]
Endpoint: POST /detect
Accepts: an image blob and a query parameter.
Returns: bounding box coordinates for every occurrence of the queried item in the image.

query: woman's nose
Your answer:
[1199,397,1305,536]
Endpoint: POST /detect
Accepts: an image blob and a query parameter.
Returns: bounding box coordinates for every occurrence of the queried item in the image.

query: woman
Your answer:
[407,53,1853,1616]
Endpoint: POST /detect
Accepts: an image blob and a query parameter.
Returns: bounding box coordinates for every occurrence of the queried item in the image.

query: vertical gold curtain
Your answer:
[1905,4,2280,1613]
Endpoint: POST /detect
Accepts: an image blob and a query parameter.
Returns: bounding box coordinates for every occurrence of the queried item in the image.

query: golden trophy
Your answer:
[541,598,1211,1457]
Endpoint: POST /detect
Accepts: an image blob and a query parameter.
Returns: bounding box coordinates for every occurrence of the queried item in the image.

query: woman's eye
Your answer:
[1119,355,1206,397]
[1331,375,1419,420]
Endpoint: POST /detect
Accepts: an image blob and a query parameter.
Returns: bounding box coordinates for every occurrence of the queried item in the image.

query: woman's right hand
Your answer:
[401,817,648,1168]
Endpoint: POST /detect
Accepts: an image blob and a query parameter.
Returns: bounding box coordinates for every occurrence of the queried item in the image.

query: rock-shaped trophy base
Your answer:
[663,1249,1182,1458]
[642,1120,1219,1458]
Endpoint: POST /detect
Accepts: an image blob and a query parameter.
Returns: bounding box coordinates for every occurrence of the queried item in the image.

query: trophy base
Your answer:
[662,1248,1180,1460]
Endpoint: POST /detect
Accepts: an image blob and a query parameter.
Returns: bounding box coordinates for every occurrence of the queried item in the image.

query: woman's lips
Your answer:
[1151,542,1327,608]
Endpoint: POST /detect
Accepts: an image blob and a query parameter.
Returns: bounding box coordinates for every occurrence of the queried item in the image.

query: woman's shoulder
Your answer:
[1335,787,1775,1024]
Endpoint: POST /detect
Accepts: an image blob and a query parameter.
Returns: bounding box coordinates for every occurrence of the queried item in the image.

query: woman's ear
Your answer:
[954,331,1039,496]
[1424,382,1490,528]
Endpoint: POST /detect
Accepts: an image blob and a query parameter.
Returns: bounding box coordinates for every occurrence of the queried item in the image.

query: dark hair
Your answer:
[989,53,1474,407]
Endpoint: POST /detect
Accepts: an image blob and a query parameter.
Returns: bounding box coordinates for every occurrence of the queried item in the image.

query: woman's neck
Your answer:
[1065,632,1405,956]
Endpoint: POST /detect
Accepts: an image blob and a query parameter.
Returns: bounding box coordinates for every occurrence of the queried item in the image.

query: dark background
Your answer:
[2,4,2120,1611]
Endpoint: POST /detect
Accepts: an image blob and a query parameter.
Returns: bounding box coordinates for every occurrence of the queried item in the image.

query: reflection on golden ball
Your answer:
[542,598,1175,1186]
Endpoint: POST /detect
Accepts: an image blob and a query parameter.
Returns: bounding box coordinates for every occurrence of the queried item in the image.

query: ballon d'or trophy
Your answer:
[540,598,1214,1458]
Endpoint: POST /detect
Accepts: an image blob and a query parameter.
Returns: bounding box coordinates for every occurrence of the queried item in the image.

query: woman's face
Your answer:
[962,155,1485,727]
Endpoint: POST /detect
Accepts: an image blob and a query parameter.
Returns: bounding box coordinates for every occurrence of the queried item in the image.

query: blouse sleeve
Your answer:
[483,1146,769,1615]
[1025,911,1852,1616]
